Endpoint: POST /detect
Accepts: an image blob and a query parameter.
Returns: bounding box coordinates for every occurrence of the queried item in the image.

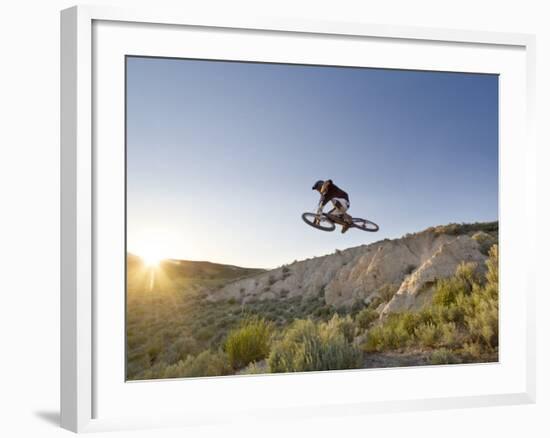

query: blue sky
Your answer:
[126,56,498,269]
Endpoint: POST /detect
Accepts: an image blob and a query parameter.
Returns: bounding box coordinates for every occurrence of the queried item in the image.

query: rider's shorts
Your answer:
[331,198,350,215]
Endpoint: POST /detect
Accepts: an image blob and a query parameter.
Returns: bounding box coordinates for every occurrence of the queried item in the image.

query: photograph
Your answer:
[125,56,499,381]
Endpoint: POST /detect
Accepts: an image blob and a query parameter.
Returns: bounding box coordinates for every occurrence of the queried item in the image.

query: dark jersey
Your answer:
[319,180,349,207]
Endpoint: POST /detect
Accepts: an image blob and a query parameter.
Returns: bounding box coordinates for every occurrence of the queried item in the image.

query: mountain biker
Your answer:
[312,179,353,233]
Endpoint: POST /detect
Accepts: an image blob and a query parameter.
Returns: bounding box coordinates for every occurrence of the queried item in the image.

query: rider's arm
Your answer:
[316,180,333,215]
[317,194,328,214]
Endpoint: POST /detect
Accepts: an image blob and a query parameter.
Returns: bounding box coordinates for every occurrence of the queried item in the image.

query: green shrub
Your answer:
[433,262,478,307]
[414,322,439,348]
[462,341,483,359]
[268,318,361,373]
[379,283,399,302]
[486,245,498,286]
[440,322,461,348]
[314,305,332,319]
[364,312,416,352]
[162,349,233,378]
[430,348,461,365]
[240,361,270,375]
[224,318,273,369]
[460,247,498,349]
[356,307,379,330]
[137,361,170,380]
[323,314,356,343]
[368,296,383,310]
[464,290,498,348]
[472,231,497,255]
[162,335,198,364]
[350,300,364,315]
[196,326,215,342]
[146,340,162,364]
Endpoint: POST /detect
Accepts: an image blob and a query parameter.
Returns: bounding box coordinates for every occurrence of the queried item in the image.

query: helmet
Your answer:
[312,180,324,191]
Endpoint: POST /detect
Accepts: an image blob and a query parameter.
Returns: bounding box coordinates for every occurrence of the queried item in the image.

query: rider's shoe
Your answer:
[341,214,352,233]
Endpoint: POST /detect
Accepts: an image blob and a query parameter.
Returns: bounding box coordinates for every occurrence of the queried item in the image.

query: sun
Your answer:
[141,252,164,268]
[137,243,166,268]
[131,229,171,268]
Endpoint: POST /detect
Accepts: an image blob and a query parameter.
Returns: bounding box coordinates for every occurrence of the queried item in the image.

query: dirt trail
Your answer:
[363,351,431,369]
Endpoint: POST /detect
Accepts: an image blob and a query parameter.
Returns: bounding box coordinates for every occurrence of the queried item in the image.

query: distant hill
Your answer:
[128,254,265,281]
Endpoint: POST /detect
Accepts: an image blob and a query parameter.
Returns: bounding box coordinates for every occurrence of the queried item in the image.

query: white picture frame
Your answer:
[60,4,536,433]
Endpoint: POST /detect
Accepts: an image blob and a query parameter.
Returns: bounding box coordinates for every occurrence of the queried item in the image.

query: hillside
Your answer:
[207,221,498,318]
[126,221,498,380]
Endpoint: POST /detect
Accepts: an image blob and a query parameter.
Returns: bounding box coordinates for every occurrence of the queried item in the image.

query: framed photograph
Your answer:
[61,5,536,433]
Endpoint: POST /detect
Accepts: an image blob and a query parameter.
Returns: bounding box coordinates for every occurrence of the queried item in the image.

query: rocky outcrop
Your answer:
[206,222,497,317]
[323,233,457,308]
[380,234,488,316]
[207,245,366,303]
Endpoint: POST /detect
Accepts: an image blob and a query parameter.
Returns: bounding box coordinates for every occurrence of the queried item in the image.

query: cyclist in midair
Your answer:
[312,179,353,233]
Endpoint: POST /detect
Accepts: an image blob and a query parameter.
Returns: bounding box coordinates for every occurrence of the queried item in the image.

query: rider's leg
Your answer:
[332,199,352,223]
[330,200,343,217]
[331,199,352,233]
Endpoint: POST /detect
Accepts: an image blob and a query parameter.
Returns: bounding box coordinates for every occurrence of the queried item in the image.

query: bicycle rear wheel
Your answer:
[302,212,336,232]
[352,218,379,232]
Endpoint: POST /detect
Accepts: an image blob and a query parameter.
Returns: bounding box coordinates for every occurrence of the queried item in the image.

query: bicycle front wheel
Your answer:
[302,213,336,232]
